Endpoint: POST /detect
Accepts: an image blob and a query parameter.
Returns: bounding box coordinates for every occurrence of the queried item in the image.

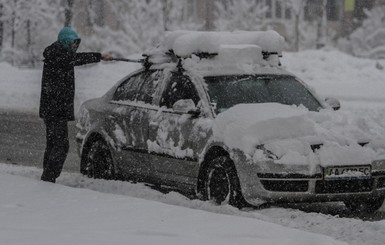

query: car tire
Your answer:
[344,196,384,213]
[202,156,246,208]
[83,139,115,180]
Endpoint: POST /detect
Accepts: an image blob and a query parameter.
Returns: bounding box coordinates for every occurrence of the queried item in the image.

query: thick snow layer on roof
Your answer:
[144,31,285,72]
[212,103,385,171]
[184,61,286,77]
[181,46,286,77]
[162,30,285,57]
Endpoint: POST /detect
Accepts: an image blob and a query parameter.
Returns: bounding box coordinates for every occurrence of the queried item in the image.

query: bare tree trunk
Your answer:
[95,0,105,27]
[294,13,300,51]
[85,0,94,35]
[11,2,16,48]
[0,4,3,52]
[26,19,34,67]
[27,20,31,48]
[64,0,74,26]
[316,0,327,49]
[291,0,306,52]
[205,0,214,31]
[162,0,169,31]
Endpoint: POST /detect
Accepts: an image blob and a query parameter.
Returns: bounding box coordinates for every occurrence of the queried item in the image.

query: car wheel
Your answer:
[344,196,384,213]
[83,139,115,180]
[202,156,246,208]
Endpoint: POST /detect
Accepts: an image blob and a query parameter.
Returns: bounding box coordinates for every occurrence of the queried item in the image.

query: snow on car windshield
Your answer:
[212,103,385,172]
[205,75,322,113]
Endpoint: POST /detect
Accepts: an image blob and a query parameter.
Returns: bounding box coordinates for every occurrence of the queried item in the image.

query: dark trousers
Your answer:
[41,119,69,183]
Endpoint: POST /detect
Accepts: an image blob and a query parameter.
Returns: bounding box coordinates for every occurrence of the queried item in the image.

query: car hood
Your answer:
[212,103,385,167]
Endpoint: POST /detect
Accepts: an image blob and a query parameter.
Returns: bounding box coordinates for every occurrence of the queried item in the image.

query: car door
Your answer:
[108,70,161,181]
[147,72,211,189]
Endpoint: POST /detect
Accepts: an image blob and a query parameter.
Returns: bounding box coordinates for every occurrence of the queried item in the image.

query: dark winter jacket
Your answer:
[39,36,102,121]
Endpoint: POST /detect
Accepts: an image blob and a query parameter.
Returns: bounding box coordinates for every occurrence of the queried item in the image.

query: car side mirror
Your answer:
[325,97,341,111]
[172,99,200,116]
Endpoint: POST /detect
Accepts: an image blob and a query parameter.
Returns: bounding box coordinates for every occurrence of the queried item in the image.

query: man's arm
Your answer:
[73,52,102,66]
[74,53,113,66]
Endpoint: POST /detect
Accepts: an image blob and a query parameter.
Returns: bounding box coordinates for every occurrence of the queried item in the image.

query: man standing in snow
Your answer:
[39,27,112,183]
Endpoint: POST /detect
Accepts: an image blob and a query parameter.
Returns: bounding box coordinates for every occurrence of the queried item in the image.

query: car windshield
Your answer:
[205,75,322,113]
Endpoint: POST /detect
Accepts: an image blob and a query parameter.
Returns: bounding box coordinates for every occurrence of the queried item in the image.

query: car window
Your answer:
[205,75,322,113]
[159,73,200,109]
[113,72,145,102]
[136,70,162,104]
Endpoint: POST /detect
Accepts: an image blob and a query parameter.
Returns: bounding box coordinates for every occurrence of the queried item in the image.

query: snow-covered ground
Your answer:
[1,162,385,245]
[1,49,385,245]
[0,164,350,245]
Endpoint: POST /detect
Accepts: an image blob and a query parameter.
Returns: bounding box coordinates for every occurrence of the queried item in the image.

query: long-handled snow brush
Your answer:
[111,58,145,63]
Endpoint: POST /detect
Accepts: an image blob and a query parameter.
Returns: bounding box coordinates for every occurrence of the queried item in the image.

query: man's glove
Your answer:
[102,54,113,61]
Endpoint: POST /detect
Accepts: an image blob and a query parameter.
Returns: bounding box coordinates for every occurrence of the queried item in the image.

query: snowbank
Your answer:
[0,164,347,245]
[281,49,385,105]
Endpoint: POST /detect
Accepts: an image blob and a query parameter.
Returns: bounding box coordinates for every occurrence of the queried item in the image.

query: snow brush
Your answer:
[111,58,145,63]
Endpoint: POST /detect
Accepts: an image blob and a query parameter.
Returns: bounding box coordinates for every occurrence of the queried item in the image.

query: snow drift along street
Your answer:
[0,163,348,245]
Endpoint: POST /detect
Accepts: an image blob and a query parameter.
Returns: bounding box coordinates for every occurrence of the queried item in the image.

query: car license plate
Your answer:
[323,165,371,180]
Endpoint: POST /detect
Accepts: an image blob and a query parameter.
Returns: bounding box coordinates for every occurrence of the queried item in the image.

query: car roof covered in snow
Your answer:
[162,30,285,57]
[144,30,287,75]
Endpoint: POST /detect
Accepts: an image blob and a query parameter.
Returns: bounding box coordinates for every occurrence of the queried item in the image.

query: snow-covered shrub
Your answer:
[79,0,203,57]
[0,0,62,67]
[341,5,385,59]
[214,0,267,31]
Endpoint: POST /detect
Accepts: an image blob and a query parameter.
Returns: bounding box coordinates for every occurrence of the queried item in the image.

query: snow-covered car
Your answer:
[76,31,385,212]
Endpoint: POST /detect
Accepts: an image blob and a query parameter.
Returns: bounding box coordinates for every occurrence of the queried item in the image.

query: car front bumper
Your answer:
[236,158,385,205]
